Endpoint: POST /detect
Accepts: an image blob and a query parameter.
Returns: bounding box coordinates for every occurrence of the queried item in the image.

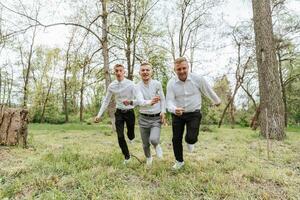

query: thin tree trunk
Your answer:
[79,58,87,122]
[63,35,73,123]
[251,104,260,130]
[6,70,13,107]
[241,84,257,110]
[124,0,133,80]
[230,99,235,129]
[277,52,288,127]
[0,69,2,104]
[252,0,285,139]
[40,75,54,123]
[101,0,116,131]
[23,24,37,108]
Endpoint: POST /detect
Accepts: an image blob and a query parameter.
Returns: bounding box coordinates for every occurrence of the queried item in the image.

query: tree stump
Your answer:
[0,105,29,147]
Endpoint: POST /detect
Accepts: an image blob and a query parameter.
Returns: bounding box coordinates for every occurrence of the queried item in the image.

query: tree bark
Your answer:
[0,105,28,147]
[251,104,260,130]
[79,57,88,122]
[0,69,2,104]
[101,0,116,131]
[63,34,74,123]
[277,52,288,127]
[124,0,133,80]
[252,0,285,139]
[40,74,54,123]
[23,24,37,108]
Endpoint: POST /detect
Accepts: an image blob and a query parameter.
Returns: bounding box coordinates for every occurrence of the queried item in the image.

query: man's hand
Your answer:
[175,107,184,116]
[123,99,132,106]
[160,113,166,125]
[150,96,160,105]
[94,116,101,123]
[214,102,221,107]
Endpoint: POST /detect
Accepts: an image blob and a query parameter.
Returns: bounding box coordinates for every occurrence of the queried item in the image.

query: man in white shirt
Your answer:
[166,57,221,170]
[94,64,155,164]
[136,62,166,166]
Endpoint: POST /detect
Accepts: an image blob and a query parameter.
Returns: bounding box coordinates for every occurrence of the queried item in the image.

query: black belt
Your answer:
[140,112,160,117]
[116,108,133,113]
[183,109,200,114]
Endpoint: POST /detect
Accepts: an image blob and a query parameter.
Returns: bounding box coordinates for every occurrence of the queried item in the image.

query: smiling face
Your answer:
[174,60,189,82]
[114,64,125,81]
[139,64,152,82]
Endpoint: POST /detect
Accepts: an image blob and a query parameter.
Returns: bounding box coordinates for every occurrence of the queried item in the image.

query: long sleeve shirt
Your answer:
[166,73,221,114]
[97,78,147,118]
[136,79,166,114]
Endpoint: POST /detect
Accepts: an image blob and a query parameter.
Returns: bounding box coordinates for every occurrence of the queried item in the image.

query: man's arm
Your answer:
[199,76,221,105]
[158,83,167,124]
[96,88,113,118]
[158,83,166,113]
[166,80,177,114]
[131,85,152,107]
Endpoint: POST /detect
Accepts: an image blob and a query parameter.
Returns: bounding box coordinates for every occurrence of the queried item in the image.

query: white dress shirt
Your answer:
[166,73,221,114]
[97,78,141,118]
[136,79,166,114]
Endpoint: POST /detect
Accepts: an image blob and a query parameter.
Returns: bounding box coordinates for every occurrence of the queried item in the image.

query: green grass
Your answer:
[1,124,300,199]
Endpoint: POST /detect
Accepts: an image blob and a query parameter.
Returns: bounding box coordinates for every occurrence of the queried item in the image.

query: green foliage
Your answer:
[202,75,232,125]
[235,108,252,127]
[285,56,300,125]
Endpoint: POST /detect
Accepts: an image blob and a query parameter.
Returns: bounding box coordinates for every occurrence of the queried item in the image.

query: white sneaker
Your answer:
[155,145,163,159]
[172,161,185,170]
[146,157,153,166]
[187,143,194,153]
[123,157,131,165]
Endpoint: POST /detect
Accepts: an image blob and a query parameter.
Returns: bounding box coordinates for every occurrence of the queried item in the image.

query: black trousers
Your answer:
[171,110,202,162]
[115,109,135,159]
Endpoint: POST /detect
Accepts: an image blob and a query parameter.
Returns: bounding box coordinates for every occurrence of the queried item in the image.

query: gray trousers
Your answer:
[138,114,161,158]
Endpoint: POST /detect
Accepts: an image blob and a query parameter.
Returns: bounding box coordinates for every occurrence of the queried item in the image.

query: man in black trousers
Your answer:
[166,57,221,170]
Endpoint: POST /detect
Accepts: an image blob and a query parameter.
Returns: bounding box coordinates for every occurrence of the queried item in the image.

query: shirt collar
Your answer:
[117,78,126,84]
[142,79,152,86]
[175,73,191,83]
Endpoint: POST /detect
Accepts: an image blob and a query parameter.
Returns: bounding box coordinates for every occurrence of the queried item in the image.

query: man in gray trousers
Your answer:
[136,62,166,166]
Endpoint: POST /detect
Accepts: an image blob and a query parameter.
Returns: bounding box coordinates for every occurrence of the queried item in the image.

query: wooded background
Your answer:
[0,0,299,139]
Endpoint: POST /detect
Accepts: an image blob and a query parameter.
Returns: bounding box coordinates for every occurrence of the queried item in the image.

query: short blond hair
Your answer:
[174,57,188,65]
[140,62,152,67]
[140,62,152,70]
[114,64,124,69]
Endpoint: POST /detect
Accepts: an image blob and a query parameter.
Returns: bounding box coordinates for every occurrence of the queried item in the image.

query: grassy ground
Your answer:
[0,123,300,199]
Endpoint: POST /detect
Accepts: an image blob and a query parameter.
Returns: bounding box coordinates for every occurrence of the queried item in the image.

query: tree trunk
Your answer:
[40,76,54,123]
[101,0,116,131]
[229,99,235,129]
[251,104,260,130]
[63,65,69,123]
[23,24,37,108]
[63,36,73,123]
[252,0,285,140]
[0,69,2,104]
[79,59,87,122]
[124,0,133,80]
[6,73,13,107]
[0,105,28,147]
[277,52,288,127]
